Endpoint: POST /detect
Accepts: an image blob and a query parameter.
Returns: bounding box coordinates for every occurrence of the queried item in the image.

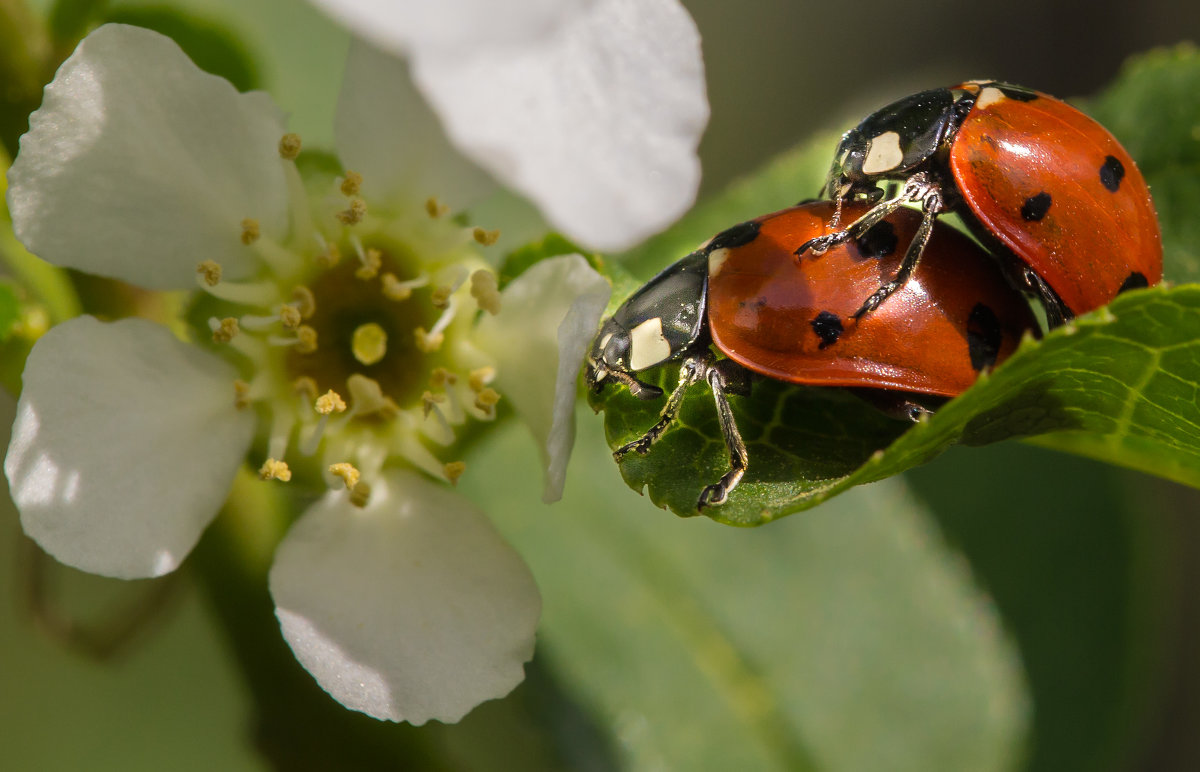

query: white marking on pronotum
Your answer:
[708,247,731,277]
[861,131,904,174]
[598,332,613,350]
[975,86,1006,110]
[628,317,672,371]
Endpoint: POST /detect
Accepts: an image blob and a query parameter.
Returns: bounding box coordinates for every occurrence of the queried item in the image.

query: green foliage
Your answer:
[592,49,1200,523]
[0,282,18,343]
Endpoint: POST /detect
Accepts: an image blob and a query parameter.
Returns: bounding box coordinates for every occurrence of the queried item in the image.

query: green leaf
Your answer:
[591,286,1200,524]
[101,7,260,92]
[466,418,1028,772]
[1087,43,1200,284]
[48,0,110,44]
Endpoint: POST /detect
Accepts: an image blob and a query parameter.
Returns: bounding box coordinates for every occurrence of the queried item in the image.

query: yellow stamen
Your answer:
[259,458,292,482]
[431,284,453,309]
[340,170,363,197]
[414,327,444,353]
[468,366,495,392]
[475,387,501,415]
[443,461,467,486]
[430,367,457,388]
[315,389,347,415]
[241,218,261,245]
[350,481,371,508]
[278,305,302,329]
[329,462,361,490]
[293,376,319,403]
[234,379,251,409]
[211,317,240,343]
[355,247,382,280]
[422,389,446,417]
[295,325,318,354]
[425,197,450,218]
[351,322,388,366]
[292,286,316,319]
[472,227,500,246]
[197,260,222,286]
[278,133,302,160]
[336,198,367,225]
[381,273,413,301]
[470,270,502,314]
[316,242,341,268]
[346,374,399,418]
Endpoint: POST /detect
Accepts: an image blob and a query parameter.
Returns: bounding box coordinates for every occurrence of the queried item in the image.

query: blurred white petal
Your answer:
[270,469,541,723]
[4,317,255,578]
[7,24,288,289]
[474,256,610,502]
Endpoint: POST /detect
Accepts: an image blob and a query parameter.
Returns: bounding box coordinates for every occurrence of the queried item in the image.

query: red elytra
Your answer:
[949,81,1162,314]
[707,200,1039,397]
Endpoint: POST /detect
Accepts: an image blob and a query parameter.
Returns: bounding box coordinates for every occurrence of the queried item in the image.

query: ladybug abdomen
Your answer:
[707,202,1037,397]
[949,85,1162,315]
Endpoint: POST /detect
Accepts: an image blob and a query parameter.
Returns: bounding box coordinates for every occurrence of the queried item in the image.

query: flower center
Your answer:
[194,134,506,505]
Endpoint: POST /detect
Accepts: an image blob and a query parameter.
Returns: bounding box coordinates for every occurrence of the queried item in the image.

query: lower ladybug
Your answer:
[586,200,1039,508]
[799,80,1162,326]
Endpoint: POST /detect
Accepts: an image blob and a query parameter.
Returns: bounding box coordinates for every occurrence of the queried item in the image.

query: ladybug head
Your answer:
[584,317,664,400]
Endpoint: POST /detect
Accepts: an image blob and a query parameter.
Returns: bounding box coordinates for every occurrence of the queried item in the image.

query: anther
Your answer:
[336,198,367,225]
[355,247,382,280]
[197,260,222,286]
[278,133,302,160]
[431,284,454,309]
[414,327,444,353]
[292,286,316,319]
[241,218,261,245]
[470,270,502,314]
[340,170,363,197]
[259,458,292,482]
[349,481,371,508]
[279,305,302,329]
[346,374,399,418]
[475,387,501,415]
[468,366,495,392]
[210,317,240,343]
[472,227,501,246]
[316,389,347,415]
[329,462,361,490]
[425,197,450,218]
[351,322,388,366]
[295,325,318,354]
[430,367,457,388]
[443,461,467,486]
[234,379,251,409]
[421,389,446,418]
[316,242,341,268]
[381,273,427,301]
[293,376,319,403]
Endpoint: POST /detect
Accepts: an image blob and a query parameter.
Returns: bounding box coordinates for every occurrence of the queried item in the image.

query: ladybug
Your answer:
[799,80,1162,326]
[586,200,1039,508]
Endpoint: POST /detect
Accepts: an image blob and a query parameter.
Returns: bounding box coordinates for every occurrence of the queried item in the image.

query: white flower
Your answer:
[4,14,703,723]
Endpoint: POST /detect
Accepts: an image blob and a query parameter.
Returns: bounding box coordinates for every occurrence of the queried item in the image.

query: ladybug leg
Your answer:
[604,368,664,400]
[613,356,706,460]
[852,189,946,319]
[1022,266,1073,328]
[795,172,937,257]
[697,360,751,509]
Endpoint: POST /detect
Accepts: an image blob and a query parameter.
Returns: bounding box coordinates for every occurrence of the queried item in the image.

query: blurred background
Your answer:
[2,0,1200,769]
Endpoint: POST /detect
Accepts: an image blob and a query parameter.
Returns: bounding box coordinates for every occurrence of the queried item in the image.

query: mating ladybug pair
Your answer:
[586,80,1163,509]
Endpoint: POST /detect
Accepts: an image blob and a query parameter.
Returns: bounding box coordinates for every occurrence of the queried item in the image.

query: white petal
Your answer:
[334,39,493,208]
[410,0,708,251]
[4,317,255,578]
[307,0,586,57]
[474,256,610,503]
[6,24,289,290]
[269,469,540,724]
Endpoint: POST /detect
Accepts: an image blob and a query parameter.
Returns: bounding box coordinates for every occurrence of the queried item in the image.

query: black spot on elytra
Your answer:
[996,84,1038,102]
[811,311,843,349]
[967,303,1003,371]
[1100,155,1125,192]
[855,220,898,259]
[738,297,768,310]
[1021,192,1052,222]
[1119,272,1149,293]
[709,221,760,251]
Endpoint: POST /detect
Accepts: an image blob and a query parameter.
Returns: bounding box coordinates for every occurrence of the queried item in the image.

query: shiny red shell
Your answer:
[949,81,1162,315]
[706,201,1038,397]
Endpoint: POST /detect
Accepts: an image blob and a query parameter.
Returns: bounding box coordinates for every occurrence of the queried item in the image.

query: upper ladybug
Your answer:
[802,80,1162,326]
